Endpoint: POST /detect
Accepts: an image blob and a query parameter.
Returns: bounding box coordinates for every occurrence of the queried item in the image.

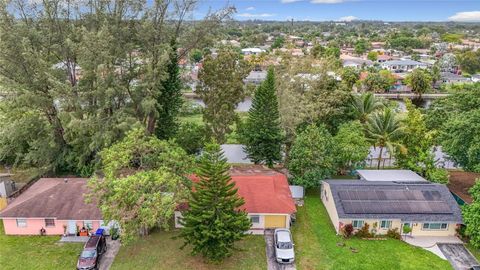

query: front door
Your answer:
[68,220,77,235]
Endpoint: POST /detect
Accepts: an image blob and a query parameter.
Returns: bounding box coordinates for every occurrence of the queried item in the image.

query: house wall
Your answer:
[174,211,290,235]
[339,218,458,237]
[320,182,341,233]
[2,218,101,235]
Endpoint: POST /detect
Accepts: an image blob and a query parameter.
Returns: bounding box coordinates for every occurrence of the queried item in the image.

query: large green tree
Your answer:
[287,124,335,188]
[396,100,448,184]
[155,40,183,140]
[180,143,251,262]
[405,69,432,98]
[89,128,193,243]
[333,121,370,175]
[463,180,480,248]
[240,67,283,167]
[350,93,384,124]
[426,88,480,172]
[196,49,250,143]
[365,108,404,169]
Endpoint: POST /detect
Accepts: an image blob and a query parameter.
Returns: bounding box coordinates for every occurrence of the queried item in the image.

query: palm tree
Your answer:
[365,108,405,169]
[350,93,384,124]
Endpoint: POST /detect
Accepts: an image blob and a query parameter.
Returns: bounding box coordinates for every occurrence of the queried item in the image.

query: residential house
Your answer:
[381,60,429,72]
[0,178,103,235]
[244,70,267,85]
[321,175,463,237]
[241,48,266,56]
[342,58,373,68]
[175,167,296,234]
[439,72,471,85]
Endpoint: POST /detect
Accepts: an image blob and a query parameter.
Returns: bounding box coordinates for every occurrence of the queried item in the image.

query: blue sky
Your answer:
[193,0,480,22]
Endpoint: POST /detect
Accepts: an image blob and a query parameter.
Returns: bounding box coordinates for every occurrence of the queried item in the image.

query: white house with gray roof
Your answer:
[321,178,463,237]
[381,60,429,72]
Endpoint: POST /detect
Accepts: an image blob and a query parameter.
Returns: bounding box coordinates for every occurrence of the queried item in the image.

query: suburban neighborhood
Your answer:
[0,0,480,270]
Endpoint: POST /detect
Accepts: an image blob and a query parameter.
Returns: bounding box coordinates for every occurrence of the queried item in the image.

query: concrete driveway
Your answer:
[98,238,121,270]
[438,243,479,270]
[264,229,296,270]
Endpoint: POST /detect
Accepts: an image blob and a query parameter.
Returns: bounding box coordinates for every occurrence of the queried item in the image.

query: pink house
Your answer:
[0,178,103,235]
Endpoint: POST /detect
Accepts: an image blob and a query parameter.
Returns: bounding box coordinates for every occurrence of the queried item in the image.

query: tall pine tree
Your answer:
[155,40,183,139]
[241,67,283,167]
[180,143,251,262]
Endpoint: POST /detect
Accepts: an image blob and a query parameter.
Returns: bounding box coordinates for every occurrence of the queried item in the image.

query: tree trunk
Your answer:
[377,146,383,170]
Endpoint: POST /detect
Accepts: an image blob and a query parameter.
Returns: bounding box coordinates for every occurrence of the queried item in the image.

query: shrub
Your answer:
[342,224,354,238]
[354,223,374,238]
[386,228,401,240]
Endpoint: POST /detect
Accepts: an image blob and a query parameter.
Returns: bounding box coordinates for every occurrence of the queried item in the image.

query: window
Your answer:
[422,223,448,230]
[380,220,392,229]
[352,220,364,229]
[84,220,93,230]
[16,219,27,228]
[45,219,55,227]
[250,215,260,224]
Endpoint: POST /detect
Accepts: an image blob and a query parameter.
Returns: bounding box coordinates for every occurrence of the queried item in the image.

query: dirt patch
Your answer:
[448,171,480,204]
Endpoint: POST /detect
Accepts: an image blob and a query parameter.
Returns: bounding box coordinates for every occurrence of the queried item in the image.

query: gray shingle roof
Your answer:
[323,180,463,223]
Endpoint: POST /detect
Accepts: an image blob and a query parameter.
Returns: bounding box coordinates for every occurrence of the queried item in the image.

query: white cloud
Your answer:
[311,0,345,4]
[448,11,480,22]
[237,13,276,18]
[338,15,358,22]
[281,0,303,3]
[245,6,255,11]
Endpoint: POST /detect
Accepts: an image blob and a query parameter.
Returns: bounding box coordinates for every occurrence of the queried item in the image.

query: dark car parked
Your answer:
[77,235,107,270]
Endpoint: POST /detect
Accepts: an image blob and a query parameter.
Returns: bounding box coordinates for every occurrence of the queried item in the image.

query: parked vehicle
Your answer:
[77,235,107,270]
[274,228,295,264]
[470,266,480,270]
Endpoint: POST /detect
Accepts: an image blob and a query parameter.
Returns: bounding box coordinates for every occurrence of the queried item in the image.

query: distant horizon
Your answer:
[191,0,480,23]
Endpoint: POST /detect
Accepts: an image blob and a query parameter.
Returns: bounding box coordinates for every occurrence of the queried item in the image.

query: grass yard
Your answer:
[111,229,266,270]
[292,190,453,270]
[0,223,83,270]
[467,243,480,261]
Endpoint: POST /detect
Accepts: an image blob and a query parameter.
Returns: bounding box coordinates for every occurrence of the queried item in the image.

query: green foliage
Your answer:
[367,51,378,61]
[457,50,480,75]
[288,124,335,188]
[197,49,250,143]
[386,228,401,240]
[240,67,283,167]
[190,49,203,63]
[271,36,285,49]
[333,121,370,175]
[396,100,448,184]
[441,33,464,43]
[174,122,206,155]
[341,67,360,89]
[155,41,184,140]
[90,127,192,243]
[365,108,404,169]
[405,69,432,96]
[311,44,326,58]
[402,224,412,235]
[362,71,394,93]
[350,93,384,123]
[354,223,374,238]
[180,143,251,262]
[463,180,480,248]
[387,36,424,50]
[427,87,480,172]
[354,39,369,55]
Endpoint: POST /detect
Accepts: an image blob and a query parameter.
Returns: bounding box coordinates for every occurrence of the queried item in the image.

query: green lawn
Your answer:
[467,243,480,261]
[0,223,83,270]
[292,190,453,270]
[111,229,266,270]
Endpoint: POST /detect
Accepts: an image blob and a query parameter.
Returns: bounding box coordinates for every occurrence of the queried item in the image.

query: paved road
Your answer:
[438,243,479,270]
[99,238,121,270]
[264,229,296,270]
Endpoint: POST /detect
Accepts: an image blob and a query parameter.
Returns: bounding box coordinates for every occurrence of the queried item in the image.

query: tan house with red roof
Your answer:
[175,167,296,234]
[0,178,102,235]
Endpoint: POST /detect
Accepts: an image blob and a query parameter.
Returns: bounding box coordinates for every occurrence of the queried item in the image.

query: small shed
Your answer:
[0,174,16,198]
[289,185,305,206]
[356,169,427,182]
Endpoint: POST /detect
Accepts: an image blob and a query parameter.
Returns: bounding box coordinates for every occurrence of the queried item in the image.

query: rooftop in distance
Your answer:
[356,169,428,182]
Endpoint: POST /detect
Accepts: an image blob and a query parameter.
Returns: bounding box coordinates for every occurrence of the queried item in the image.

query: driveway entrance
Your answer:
[438,243,479,270]
[264,229,296,270]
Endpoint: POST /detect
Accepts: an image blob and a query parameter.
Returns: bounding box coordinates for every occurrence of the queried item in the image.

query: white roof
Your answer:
[241,48,265,53]
[356,170,427,182]
[289,185,304,199]
[220,144,252,164]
